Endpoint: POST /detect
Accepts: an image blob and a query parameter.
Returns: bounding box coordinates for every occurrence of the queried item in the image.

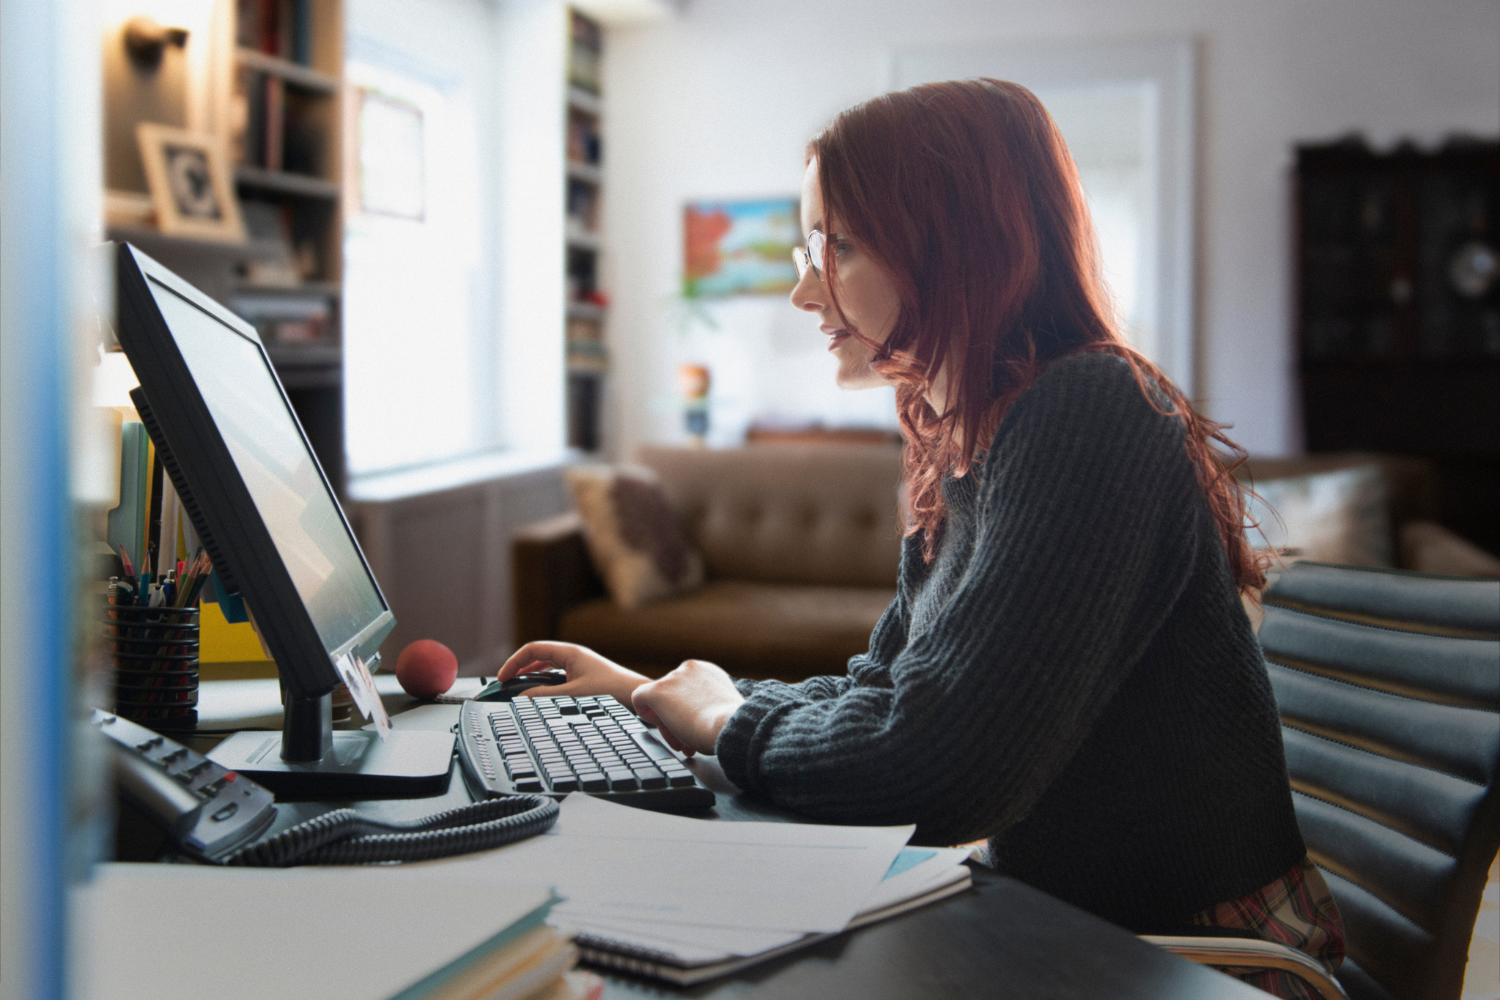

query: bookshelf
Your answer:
[565,9,607,453]
[1295,136,1500,554]
[103,0,348,494]
[229,0,346,491]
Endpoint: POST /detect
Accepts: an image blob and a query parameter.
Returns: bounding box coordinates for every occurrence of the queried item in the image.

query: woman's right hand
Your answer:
[496,641,650,707]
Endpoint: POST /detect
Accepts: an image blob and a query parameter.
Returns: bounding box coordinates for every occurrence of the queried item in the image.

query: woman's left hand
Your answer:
[631,659,745,757]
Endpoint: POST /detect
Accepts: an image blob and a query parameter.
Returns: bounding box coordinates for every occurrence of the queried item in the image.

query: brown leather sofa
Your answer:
[512,445,1497,682]
[513,444,903,681]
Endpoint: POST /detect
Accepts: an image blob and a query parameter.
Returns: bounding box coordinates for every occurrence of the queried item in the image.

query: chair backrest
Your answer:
[635,444,903,588]
[1260,562,1500,1000]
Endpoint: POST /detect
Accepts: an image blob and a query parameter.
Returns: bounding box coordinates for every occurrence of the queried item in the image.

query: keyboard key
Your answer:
[605,770,638,791]
[629,730,676,761]
[634,768,667,789]
[514,778,543,792]
[666,772,696,787]
[551,777,579,792]
[577,773,608,791]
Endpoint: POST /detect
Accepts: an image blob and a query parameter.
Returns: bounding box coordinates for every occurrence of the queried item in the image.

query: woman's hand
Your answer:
[497,641,650,706]
[631,659,745,757]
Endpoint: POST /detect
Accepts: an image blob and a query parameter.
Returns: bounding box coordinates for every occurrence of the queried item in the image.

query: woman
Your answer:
[500,79,1341,997]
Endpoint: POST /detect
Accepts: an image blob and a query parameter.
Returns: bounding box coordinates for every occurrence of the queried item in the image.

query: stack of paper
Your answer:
[413,794,973,985]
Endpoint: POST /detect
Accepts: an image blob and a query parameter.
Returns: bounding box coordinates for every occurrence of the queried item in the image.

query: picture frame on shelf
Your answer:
[136,123,246,243]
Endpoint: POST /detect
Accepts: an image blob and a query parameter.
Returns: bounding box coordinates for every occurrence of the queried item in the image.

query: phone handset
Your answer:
[96,710,278,863]
[95,711,558,866]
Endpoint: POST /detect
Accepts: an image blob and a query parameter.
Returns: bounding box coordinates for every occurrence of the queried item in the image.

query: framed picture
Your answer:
[357,87,425,221]
[136,123,245,243]
[683,197,800,297]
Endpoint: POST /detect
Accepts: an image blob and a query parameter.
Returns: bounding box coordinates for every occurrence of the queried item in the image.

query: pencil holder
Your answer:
[106,604,199,730]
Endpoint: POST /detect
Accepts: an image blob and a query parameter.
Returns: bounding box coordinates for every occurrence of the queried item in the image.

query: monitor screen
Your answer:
[146,277,385,657]
[115,243,394,710]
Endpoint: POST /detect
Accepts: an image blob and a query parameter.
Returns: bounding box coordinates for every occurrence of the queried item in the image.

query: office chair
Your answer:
[1146,561,1500,1000]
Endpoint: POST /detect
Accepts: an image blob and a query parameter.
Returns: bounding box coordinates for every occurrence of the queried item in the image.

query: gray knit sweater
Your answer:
[715,352,1305,930]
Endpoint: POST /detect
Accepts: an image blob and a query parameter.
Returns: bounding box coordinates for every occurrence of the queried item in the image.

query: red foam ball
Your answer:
[395,639,458,699]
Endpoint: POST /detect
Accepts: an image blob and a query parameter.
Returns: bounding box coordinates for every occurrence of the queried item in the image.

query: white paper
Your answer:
[560,845,973,963]
[405,793,914,934]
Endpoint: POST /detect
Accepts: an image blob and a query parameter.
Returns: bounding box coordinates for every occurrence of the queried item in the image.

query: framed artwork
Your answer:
[357,87,425,221]
[683,197,800,297]
[136,123,245,243]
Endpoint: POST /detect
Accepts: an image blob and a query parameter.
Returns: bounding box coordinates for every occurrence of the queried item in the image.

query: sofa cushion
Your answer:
[558,580,895,680]
[566,464,705,609]
[636,444,902,588]
[1241,462,1393,567]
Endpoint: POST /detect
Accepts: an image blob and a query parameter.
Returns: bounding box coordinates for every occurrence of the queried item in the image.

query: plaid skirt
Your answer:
[1188,857,1346,998]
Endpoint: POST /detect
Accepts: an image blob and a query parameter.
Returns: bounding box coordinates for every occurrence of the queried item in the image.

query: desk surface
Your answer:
[191,681,1261,999]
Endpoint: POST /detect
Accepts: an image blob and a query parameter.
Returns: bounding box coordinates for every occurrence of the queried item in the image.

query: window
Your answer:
[342,6,500,478]
[894,39,1197,394]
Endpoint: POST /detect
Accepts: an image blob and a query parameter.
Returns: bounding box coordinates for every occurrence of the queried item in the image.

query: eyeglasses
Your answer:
[792,229,828,281]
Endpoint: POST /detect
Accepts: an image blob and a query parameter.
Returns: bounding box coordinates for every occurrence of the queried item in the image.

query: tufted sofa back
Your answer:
[636,444,903,588]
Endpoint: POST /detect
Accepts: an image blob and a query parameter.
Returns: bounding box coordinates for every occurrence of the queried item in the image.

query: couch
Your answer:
[1237,452,1500,577]
[513,444,904,680]
[514,446,1499,683]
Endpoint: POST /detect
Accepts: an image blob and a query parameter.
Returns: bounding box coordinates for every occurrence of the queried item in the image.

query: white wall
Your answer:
[599,0,1500,457]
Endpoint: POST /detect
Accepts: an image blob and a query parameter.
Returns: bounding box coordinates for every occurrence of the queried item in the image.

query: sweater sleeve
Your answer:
[714,354,1205,845]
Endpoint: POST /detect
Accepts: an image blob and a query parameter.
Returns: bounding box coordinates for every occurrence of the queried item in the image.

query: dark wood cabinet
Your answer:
[1295,137,1500,553]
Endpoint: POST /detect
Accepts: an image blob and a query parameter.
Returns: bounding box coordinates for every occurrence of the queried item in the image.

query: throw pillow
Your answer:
[1399,521,1500,578]
[1244,464,1393,568]
[565,465,705,609]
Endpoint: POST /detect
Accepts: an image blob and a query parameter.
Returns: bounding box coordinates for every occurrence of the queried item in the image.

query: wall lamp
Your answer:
[123,15,189,70]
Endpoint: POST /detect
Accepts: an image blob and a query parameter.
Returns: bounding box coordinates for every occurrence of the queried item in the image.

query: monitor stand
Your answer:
[207,692,454,799]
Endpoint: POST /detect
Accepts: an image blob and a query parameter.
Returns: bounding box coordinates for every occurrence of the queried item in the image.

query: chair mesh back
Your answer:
[1260,563,1500,1000]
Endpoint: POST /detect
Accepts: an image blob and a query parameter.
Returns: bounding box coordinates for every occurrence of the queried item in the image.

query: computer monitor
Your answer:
[114,244,452,796]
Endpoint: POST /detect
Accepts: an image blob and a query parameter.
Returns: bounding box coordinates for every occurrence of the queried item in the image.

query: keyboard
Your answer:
[457,695,716,812]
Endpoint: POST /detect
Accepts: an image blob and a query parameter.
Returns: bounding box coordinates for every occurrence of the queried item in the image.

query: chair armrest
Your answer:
[512,512,606,649]
[1140,935,1348,1000]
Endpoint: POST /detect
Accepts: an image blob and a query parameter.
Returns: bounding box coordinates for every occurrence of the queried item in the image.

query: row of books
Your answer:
[233,70,323,174]
[568,12,602,95]
[236,0,313,65]
[566,116,601,167]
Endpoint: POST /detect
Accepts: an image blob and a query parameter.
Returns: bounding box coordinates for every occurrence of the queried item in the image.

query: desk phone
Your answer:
[94,709,278,863]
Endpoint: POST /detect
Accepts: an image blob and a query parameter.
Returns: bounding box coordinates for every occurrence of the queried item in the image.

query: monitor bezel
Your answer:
[114,243,394,701]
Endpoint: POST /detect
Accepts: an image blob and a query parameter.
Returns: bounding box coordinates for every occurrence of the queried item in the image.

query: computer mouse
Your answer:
[474,669,569,702]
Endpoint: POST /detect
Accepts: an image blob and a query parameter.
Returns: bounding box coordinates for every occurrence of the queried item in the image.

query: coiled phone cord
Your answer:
[225,794,559,866]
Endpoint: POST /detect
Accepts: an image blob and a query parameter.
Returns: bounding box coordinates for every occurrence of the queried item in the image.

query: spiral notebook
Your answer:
[563,846,974,985]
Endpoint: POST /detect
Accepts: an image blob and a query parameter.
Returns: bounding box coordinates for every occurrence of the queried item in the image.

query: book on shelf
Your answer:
[230,292,332,345]
[237,0,312,65]
[567,11,602,95]
[233,72,330,177]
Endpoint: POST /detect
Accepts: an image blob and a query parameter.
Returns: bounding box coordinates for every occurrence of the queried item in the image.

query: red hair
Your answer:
[810,79,1267,594]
